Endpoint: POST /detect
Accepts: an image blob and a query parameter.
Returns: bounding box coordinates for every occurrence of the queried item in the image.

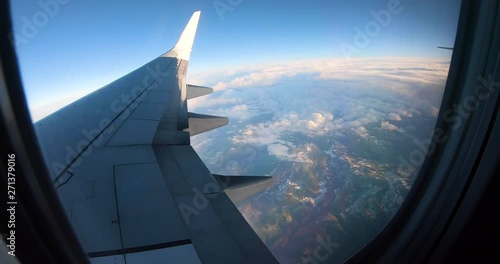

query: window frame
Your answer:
[1,0,498,263]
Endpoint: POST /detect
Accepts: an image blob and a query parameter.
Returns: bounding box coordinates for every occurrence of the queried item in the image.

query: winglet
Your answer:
[163,11,201,60]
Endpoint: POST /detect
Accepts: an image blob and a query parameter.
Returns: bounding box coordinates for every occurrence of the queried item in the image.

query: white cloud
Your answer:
[209,104,255,120]
[307,120,319,130]
[267,144,296,160]
[232,111,337,161]
[381,121,400,131]
[397,109,413,118]
[189,89,242,110]
[352,126,369,138]
[212,69,298,91]
[430,106,440,117]
[388,113,402,121]
[307,112,334,131]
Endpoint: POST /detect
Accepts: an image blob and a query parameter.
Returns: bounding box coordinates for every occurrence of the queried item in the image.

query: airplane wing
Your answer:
[33,11,277,264]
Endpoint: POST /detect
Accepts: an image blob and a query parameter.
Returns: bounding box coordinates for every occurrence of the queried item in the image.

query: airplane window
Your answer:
[9,0,461,263]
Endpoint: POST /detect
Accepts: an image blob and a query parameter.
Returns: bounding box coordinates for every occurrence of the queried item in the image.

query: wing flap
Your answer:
[185,112,229,136]
[213,174,274,203]
[187,84,213,99]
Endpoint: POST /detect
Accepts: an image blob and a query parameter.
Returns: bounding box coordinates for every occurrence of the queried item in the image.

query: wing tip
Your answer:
[163,11,202,60]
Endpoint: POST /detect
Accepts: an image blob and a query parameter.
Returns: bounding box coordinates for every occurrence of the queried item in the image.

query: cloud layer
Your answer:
[190,57,450,162]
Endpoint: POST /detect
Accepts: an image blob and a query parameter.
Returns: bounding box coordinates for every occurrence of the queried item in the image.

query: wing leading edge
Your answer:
[34,11,277,263]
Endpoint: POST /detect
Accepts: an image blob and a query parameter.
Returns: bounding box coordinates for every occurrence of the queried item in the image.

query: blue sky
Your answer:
[9,0,461,117]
